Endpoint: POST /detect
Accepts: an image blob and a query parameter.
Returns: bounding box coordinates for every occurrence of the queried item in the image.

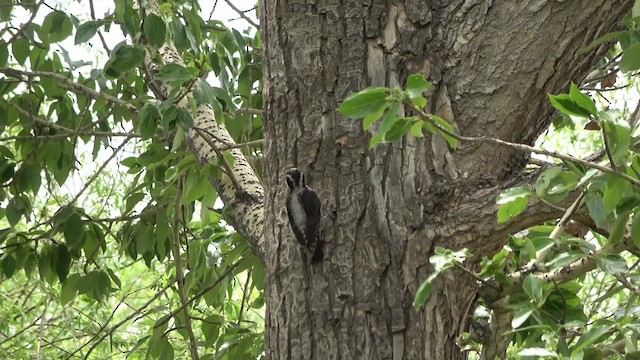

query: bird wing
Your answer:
[302,188,321,242]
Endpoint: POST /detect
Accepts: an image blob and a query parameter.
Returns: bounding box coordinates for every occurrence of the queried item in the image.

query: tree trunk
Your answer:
[259,1,631,359]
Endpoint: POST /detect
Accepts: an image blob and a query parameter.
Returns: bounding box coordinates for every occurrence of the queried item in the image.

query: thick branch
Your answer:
[140,0,265,258]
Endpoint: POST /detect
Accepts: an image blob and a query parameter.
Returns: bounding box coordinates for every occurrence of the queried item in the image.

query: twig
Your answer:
[3,0,43,45]
[68,139,131,206]
[237,269,252,324]
[613,273,640,297]
[406,101,640,187]
[193,127,244,195]
[580,84,631,92]
[236,108,262,116]
[601,124,618,171]
[0,97,73,132]
[534,190,587,264]
[505,238,631,291]
[0,131,140,142]
[71,279,176,360]
[87,0,111,56]
[221,0,259,28]
[154,260,241,329]
[171,177,199,360]
[0,69,137,113]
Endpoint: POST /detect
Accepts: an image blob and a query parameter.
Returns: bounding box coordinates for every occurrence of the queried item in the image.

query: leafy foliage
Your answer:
[0,1,264,359]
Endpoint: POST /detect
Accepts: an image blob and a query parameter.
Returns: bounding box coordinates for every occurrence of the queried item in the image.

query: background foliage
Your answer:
[2,0,640,359]
[0,0,264,358]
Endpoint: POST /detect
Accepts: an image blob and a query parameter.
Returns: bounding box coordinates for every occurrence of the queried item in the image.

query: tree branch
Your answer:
[139,0,265,258]
[0,69,137,113]
[407,101,640,187]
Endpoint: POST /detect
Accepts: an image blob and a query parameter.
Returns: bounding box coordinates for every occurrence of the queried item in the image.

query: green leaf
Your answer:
[497,196,528,223]
[602,120,630,165]
[603,175,632,211]
[608,212,629,246]
[369,134,383,149]
[523,274,543,304]
[193,79,221,108]
[518,348,558,358]
[63,213,85,250]
[362,104,387,130]
[75,21,101,44]
[497,187,533,205]
[586,191,607,229]
[569,83,597,117]
[431,115,458,149]
[122,4,141,37]
[338,87,390,119]
[60,273,80,305]
[0,43,8,67]
[1,254,16,278]
[384,118,412,142]
[379,103,400,135]
[104,44,145,77]
[12,38,30,66]
[156,63,194,83]
[202,316,221,348]
[412,278,432,310]
[125,192,145,213]
[632,212,640,248]
[410,121,424,138]
[139,103,161,139]
[182,173,210,203]
[571,321,614,355]
[54,244,71,283]
[597,254,628,275]
[406,74,430,108]
[511,308,533,328]
[535,167,578,203]
[143,13,166,48]
[176,107,194,129]
[581,31,623,53]
[40,12,73,43]
[548,94,592,118]
[620,43,640,73]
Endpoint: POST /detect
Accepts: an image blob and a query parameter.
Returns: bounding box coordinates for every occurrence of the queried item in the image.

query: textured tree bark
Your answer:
[259,1,631,359]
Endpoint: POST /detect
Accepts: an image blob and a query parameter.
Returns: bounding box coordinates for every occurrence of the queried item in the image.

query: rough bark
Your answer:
[260,1,631,359]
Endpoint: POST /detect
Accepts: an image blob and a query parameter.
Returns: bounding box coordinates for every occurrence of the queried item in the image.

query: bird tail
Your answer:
[310,240,324,263]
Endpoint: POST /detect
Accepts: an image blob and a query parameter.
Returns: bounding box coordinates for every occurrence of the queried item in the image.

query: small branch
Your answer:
[0,131,140,142]
[221,0,259,28]
[534,191,587,264]
[407,102,640,187]
[3,0,43,45]
[154,260,241,329]
[87,0,111,56]
[171,177,199,360]
[236,108,262,116]
[71,279,176,360]
[237,269,252,324]
[0,97,73,132]
[505,238,632,292]
[193,127,244,195]
[0,69,137,113]
[580,84,631,92]
[68,139,131,206]
[600,125,618,172]
[613,273,640,297]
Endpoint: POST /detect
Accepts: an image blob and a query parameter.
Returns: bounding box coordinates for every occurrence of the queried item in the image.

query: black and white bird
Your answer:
[285,168,323,263]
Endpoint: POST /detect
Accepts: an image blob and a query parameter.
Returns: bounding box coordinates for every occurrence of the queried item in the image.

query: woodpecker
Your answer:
[285,168,323,263]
